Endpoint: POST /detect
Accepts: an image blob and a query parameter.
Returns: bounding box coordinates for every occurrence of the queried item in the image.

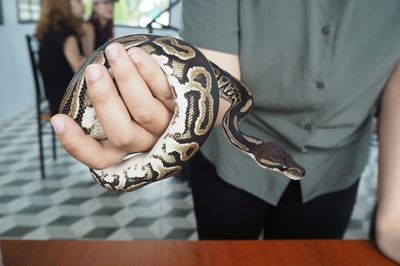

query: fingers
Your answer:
[85,63,157,153]
[51,114,126,170]
[128,47,175,112]
[105,43,172,136]
[55,43,175,171]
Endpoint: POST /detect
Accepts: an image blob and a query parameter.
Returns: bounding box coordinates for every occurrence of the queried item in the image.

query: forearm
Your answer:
[69,57,86,73]
[377,64,400,225]
[82,23,95,57]
[64,36,87,72]
[376,63,400,262]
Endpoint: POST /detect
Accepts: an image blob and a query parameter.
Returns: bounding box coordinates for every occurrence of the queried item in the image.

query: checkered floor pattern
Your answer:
[0,109,378,240]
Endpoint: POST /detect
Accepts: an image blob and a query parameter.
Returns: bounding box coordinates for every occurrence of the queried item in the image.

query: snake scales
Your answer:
[60,34,305,192]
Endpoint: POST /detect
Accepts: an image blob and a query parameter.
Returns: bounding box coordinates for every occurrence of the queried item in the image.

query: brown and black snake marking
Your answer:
[60,34,305,192]
[211,63,306,179]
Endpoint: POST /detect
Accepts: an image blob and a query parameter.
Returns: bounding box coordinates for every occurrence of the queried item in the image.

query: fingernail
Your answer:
[86,64,101,81]
[51,117,64,134]
[105,43,119,60]
[129,50,141,63]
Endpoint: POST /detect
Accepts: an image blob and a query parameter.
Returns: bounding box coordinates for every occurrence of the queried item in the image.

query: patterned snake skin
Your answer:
[60,34,305,192]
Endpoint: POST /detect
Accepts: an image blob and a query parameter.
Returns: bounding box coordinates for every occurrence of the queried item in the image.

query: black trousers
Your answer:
[190,152,360,240]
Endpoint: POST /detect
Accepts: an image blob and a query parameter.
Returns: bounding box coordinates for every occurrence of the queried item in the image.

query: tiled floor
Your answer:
[0,109,379,240]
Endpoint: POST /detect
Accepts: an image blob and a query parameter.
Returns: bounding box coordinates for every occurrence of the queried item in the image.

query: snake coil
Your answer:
[60,34,305,192]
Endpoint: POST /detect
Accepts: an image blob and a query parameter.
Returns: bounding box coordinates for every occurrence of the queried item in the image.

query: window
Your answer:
[17,0,41,23]
[16,0,172,28]
[84,0,171,28]
[116,0,170,28]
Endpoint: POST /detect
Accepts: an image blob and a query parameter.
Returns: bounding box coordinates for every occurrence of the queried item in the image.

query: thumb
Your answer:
[50,114,117,169]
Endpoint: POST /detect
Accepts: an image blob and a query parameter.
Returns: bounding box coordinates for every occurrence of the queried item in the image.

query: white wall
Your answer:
[0,3,37,126]
[0,1,182,126]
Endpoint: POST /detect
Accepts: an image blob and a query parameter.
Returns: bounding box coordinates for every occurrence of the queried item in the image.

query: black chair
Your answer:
[26,34,57,179]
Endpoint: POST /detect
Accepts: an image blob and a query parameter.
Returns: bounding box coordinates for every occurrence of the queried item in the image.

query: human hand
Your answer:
[51,42,174,169]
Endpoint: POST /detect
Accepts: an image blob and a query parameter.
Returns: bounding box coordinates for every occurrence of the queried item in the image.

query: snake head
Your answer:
[255,142,306,180]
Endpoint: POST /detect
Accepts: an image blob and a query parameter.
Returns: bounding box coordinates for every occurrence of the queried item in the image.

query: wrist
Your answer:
[375,213,400,263]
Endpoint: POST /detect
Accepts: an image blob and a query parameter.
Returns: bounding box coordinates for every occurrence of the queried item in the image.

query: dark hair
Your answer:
[88,12,114,48]
[36,0,83,41]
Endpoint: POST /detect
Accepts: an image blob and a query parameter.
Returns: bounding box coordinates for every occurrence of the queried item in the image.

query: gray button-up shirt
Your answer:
[181,0,400,204]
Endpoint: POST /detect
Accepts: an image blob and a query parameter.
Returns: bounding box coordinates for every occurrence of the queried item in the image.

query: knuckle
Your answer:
[146,64,166,84]
[61,137,83,157]
[63,141,80,157]
[160,90,175,102]
[90,158,109,170]
[149,76,168,93]
[133,109,155,125]
[116,73,132,85]
[110,133,136,150]
[88,86,110,106]
[86,85,105,102]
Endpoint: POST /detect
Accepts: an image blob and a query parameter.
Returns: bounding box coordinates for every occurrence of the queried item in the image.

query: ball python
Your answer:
[59,34,306,192]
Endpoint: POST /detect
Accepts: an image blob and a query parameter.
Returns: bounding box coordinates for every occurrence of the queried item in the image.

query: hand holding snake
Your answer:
[53,34,305,192]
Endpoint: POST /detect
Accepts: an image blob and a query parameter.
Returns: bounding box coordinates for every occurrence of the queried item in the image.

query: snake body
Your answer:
[60,34,305,192]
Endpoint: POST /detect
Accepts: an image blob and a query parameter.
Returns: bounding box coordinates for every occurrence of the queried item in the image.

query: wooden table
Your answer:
[0,239,396,266]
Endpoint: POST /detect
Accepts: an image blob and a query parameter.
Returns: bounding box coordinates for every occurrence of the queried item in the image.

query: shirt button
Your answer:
[321,26,330,35]
[316,82,325,89]
[304,124,312,131]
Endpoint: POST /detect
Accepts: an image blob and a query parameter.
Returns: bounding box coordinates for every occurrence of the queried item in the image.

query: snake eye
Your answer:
[279,163,288,172]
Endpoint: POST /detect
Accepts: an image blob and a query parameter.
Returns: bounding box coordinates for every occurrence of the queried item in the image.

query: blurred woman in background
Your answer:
[83,0,116,55]
[36,0,86,114]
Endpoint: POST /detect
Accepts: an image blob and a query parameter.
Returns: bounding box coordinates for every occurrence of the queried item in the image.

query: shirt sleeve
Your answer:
[54,21,76,50]
[180,0,239,55]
